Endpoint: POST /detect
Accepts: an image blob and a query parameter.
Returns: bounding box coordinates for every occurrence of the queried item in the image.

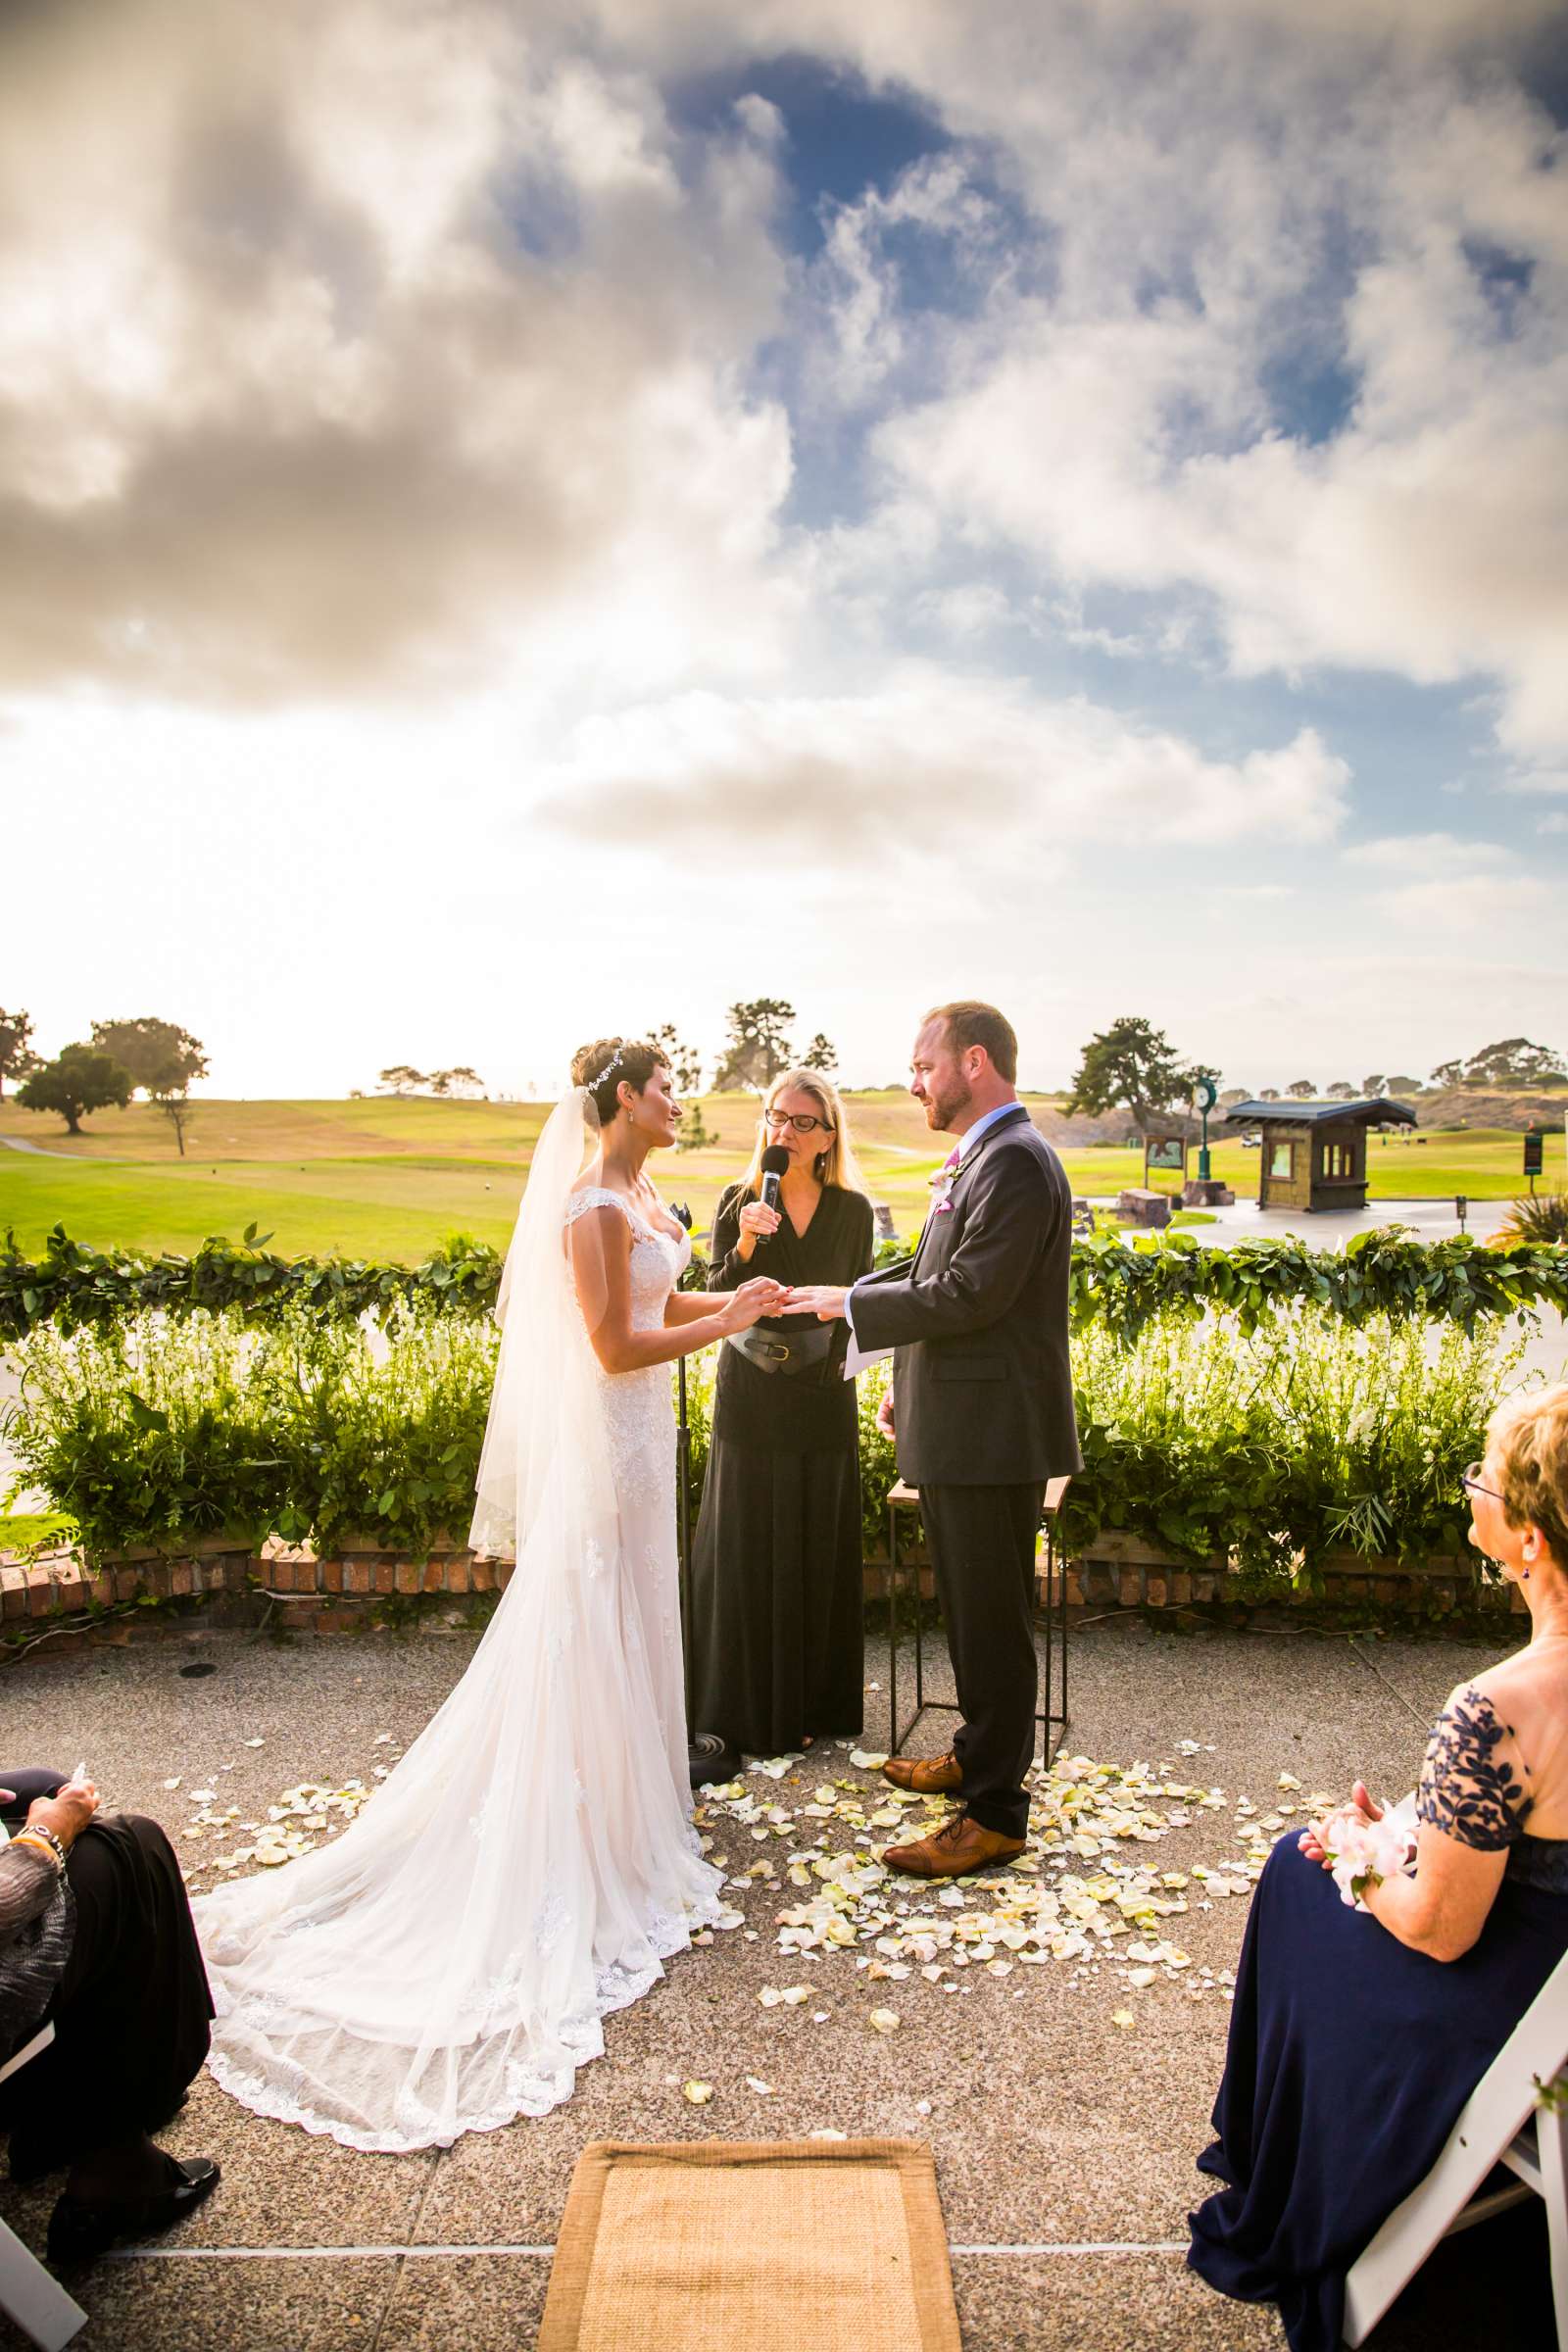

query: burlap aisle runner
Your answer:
[537,2135,961,2351]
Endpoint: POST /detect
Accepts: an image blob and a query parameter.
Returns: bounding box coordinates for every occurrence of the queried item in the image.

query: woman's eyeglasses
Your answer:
[764,1110,833,1135]
[1460,1462,1505,1504]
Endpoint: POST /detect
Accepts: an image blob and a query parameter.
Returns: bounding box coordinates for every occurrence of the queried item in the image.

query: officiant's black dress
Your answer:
[690,1181,874,1756]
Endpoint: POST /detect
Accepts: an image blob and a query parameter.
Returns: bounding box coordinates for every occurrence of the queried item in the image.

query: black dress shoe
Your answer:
[47,2156,220,2265]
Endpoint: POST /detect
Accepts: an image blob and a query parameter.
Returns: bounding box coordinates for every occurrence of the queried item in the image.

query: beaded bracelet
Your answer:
[13,1827,67,1875]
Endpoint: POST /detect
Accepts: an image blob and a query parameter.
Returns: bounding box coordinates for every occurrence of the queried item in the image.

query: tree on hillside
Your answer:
[91,1017,209,1159]
[1064,1016,1195,1133]
[1218,1086,1250,1106]
[90,1016,208,1098]
[1387,1074,1424,1094]
[429,1066,486,1098]
[17,1044,132,1135]
[0,1007,40,1101]
[650,1024,705,1095]
[712,1000,796,1091]
[1326,1079,1355,1099]
[1362,1073,1388,1096]
[1458,1037,1567,1089]
[377,1065,426,1095]
[1430,1057,1465,1088]
[1258,1086,1282,1101]
[1286,1079,1317,1099]
[159,1095,195,1156]
[801,1033,838,1074]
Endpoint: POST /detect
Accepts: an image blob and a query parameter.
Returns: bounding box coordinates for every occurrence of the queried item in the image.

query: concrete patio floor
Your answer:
[1,1616,1555,2351]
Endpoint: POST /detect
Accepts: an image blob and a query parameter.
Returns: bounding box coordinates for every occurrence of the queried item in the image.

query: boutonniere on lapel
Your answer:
[928,1149,961,1216]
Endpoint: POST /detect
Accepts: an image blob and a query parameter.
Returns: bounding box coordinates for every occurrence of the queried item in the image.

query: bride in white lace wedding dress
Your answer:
[194,1040,782,2151]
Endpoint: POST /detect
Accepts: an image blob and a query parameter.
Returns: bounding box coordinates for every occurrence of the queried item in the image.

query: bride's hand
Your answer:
[716,1278,786,1334]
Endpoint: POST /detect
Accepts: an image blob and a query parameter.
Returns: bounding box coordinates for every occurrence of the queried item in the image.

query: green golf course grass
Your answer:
[0,1094,1560,1262]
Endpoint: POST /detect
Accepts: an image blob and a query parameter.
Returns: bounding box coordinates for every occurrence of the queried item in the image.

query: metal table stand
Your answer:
[882,1475,1071,1765]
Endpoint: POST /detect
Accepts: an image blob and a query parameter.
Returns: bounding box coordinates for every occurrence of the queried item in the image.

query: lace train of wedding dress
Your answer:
[194,1118,721,2153]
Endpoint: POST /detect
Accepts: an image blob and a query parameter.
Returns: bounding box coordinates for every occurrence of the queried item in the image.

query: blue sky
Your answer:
[3,0,1565,1097]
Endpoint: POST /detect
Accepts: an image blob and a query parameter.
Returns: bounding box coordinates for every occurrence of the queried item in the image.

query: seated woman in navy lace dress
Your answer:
[1189,1382,1568,2352]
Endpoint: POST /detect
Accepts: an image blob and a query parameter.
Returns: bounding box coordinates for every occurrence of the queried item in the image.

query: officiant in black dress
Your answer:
[690,1071,875,1756]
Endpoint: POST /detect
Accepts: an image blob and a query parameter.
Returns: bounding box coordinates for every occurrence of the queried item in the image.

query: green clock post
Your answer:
[1182,1074,1235,1208]
[1193,1074,1218,1180]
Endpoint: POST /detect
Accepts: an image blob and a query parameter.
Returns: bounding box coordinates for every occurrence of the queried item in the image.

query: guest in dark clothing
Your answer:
[690,1069,875,1756]
[1,1767,219,2265]
[1188,1382,1568,2352]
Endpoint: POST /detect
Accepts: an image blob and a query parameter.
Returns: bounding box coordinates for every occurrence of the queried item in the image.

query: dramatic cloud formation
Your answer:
[3,0,1564,1088]
[0,0,798,704]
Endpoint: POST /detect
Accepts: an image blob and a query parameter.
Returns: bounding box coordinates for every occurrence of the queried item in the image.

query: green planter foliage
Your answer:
[0,1267,1536,1605]
[3,1312,284,1554]
[259,1304,499,1558]
[1060,1308,1517,1589]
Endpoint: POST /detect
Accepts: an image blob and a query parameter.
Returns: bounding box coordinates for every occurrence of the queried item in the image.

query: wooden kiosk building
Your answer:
[1223,1097,1419,1213]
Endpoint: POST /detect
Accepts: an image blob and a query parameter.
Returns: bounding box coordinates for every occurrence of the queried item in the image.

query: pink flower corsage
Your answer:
[928,1158,958,1216]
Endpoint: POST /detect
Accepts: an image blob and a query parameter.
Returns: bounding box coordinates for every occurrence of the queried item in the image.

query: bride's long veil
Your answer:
[194,1085,718,2152]
[470,1084,611,1558]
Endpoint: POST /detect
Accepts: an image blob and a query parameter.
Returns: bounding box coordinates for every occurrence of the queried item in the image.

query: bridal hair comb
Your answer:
[593,1048,625,1087]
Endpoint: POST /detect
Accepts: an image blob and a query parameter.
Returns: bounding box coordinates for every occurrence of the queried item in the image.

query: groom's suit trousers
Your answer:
[916,1481,1043,1840]
[848,1105,1081,1842]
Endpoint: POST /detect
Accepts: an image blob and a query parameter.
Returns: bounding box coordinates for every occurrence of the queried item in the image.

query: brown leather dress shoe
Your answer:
[881,1751,962,1795]
[881,1810,1027,1879]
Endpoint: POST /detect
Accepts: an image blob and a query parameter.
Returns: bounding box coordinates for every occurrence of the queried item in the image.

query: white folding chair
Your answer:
[1344,1942,1568,2346]
[0,2023,88,2350]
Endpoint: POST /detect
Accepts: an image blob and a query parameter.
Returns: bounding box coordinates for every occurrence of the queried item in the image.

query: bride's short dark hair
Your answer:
[570,1036,668,1125]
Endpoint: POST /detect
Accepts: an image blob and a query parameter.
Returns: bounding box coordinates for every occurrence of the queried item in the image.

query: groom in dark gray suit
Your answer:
[784,1001,1081,1878]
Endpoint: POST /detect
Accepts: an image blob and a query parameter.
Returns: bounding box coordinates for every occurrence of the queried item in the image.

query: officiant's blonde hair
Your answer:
[741,1069,867,1200]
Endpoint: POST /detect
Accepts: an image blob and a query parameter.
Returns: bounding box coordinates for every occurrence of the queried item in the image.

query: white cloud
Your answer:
[784,9,1568,759]
[540,673,1349,861]
[1343,832,1513,877]
[0,0,800,706]
[1366,874,1552,933]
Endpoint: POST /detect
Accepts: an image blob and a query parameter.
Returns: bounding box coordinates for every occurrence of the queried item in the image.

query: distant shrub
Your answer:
[1492,1191,1568,1249]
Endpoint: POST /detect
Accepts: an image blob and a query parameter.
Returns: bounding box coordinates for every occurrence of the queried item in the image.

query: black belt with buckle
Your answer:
[725,1323,836,1377]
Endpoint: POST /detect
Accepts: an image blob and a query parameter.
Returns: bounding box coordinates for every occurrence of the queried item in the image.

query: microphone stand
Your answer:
[671,1203,741,1791]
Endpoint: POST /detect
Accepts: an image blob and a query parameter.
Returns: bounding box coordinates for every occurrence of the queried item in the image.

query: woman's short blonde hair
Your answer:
[739,1069,868,1200]
[1489,1382,1568,1570]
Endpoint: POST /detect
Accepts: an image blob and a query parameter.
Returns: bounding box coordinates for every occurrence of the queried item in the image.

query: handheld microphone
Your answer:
[759,1145,790,1220]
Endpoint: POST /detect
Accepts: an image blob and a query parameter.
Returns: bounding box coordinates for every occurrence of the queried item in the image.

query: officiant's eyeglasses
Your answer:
[1461,1462,1505,1504]
[764,1110,833,1135]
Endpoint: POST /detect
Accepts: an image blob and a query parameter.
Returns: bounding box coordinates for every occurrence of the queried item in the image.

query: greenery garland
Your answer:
[2,1218,1563,1346]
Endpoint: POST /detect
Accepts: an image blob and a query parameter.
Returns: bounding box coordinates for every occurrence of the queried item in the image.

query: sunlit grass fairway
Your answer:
[0,1094,1560,1262]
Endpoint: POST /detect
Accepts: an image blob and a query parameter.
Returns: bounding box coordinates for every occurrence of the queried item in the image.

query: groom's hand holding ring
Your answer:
[779,1286,849,1322]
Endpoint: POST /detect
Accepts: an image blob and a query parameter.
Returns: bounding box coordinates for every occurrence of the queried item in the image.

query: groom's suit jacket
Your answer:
[850,1103,1082,1487]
